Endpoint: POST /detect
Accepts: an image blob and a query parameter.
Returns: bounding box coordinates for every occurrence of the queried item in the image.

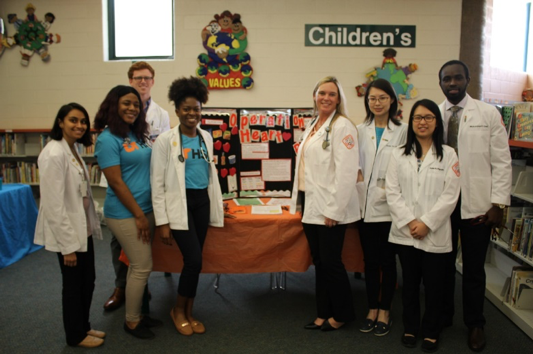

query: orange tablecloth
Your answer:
[152,200,364,274]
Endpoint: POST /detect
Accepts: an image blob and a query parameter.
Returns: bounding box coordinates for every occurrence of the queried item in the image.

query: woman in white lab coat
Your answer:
[290,76,360,331]
[386,99,460,352]
[34,103,104,348]
[357,79,407,336]
[151,77,223,336]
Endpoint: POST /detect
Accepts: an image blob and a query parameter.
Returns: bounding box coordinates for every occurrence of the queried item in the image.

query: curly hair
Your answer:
[168,76,209,109]
[50,103,93,147]
[93,85,148,141]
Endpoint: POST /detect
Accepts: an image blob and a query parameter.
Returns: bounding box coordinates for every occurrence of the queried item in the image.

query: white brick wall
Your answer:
[0,0,462,128]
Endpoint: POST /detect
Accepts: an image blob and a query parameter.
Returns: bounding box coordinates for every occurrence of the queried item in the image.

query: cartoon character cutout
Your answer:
[1,4,60,66]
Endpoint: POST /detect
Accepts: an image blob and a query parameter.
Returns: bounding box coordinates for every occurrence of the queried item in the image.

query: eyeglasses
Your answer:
[132,76,153,82]
[413,115,436,122]
[368,96,390,104]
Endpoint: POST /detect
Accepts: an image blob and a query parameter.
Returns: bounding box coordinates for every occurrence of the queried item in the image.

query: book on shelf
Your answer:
[506,266,533,304]
[513,270,533,309]
[511,218,525,252]
[501,105,515,138]
[519,218,532,255]
[515,112,533,141]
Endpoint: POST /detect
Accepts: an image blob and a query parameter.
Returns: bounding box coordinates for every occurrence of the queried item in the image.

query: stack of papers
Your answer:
[251,205,283,215]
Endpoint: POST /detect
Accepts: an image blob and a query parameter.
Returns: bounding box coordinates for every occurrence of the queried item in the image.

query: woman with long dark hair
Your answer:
[386,99,460,352]
[34,103,104,348]
[357,79,407,336]
[94,85,160,339]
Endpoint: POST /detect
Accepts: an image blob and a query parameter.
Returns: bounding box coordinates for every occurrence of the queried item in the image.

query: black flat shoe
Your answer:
[374,319,392,336]
[421,339,438,353]
[124,322,155,339]
[359,318,376,333]
[304,321,323,330]
[321,320,343,332]
[401,333,417,348]
[141,315,163,328]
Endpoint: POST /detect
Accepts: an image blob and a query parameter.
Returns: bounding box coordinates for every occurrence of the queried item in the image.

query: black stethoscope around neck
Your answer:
[309,117,333,149]
[177,126,211,163]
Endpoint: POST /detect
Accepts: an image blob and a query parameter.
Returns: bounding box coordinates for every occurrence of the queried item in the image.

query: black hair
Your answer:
[44,13,55,23]
[168,76,209,109]
[403,99,444,161]
[363,78,400,126]
[438,60,470,81]
[50,103,93,146]
[93,85,148,141]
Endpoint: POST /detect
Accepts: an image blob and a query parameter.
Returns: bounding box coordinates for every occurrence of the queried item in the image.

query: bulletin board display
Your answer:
[201,109,239,199]
[202,108,310,199]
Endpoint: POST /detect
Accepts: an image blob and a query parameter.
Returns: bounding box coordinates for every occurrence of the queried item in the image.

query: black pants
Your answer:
[397,244,447,340]
[359,221,397,311]
[442,200,491,328]
[57,236,95,346]
[172,188,210,298]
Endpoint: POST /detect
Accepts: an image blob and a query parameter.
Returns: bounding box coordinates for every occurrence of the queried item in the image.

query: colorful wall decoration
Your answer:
[196,10,254,90]
[1,3,59,66]
[356,48,418,116]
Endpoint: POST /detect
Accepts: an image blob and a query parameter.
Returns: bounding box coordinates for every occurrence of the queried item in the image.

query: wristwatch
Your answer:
[492,203,506,209]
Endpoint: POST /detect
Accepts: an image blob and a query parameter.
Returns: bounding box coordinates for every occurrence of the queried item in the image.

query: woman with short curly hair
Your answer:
[151,77,224,336]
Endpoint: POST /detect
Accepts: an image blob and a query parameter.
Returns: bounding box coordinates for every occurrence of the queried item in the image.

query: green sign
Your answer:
[305,25,416,48]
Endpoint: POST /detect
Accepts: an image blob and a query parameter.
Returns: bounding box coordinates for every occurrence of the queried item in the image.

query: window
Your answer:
[103,0,174,61]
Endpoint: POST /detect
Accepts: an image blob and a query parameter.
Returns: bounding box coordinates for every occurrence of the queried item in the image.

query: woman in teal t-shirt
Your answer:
[94,85,159,340]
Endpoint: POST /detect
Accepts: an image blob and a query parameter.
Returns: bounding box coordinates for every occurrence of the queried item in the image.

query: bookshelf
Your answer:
[0,129,101,186]
[476,140,533,339]
[0,129,106,205]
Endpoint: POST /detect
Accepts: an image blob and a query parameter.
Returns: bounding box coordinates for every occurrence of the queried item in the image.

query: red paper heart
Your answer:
[220,123,228,132]
[220,168,228,178]
[223,142,231,153]
[282,132,292,141]
[229,167,236,176]
[231,126,238,135]
[214,140,222,150]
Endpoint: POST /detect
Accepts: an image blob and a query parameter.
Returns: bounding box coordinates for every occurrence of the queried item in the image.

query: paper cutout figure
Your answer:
[356,48,418,110]
[196,10,254,90]
[1,4,60,66]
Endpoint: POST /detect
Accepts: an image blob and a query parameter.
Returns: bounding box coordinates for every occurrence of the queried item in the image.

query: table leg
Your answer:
[279,272,287,290]
[270,273,278,290]
[214,273,221,293]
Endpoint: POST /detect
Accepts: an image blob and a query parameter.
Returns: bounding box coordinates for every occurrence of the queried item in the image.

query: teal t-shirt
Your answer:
[95,128,153,219]
[182,134,209,189]
[376,127,385,149]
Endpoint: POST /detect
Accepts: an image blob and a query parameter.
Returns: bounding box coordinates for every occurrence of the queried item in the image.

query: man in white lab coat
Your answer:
[438,60,512,352]
[102,61,171,311]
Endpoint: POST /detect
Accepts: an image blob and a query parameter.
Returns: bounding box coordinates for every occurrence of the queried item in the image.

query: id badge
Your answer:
[80,180,88,197]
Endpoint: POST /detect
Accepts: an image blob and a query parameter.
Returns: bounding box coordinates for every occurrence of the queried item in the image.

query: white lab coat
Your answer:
[151,124,224,230]
[386,145,460,253]
[146,99,171,139]
[440,95,512,219]
[290,112,361,224]
[34,139,102,254]
[357,120,407,221]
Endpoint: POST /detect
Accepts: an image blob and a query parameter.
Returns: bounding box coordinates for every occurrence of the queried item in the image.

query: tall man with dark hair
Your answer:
[438,60,512,352]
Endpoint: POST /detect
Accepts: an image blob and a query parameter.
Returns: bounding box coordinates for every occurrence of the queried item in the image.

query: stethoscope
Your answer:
[177,126,211,163]
[309,117,333,149]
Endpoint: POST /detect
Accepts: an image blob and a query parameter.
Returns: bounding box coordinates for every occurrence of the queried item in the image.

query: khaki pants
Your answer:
[106,212,155,322]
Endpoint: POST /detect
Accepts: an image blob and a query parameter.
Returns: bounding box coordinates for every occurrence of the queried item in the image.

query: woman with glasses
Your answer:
[386,99,460,352]
[357,79,407,336]
[290,76,360,331]
[151,77,223,336]
[94,86,161,340]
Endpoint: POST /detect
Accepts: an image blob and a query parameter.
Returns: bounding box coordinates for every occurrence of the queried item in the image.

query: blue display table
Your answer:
[0,184,41,268]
